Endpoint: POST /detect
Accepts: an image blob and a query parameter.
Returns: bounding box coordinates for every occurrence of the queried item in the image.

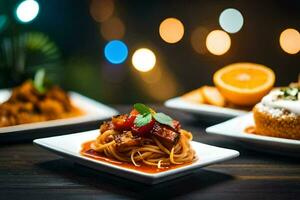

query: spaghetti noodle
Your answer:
[82,104,196,168]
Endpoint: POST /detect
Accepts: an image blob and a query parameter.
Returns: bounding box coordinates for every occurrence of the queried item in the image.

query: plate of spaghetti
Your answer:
[34,104,239,184]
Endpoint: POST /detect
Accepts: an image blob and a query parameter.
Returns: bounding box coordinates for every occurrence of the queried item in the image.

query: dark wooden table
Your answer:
[0,105,299,200]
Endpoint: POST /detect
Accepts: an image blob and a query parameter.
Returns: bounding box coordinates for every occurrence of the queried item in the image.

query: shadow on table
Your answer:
[37,159,234,199]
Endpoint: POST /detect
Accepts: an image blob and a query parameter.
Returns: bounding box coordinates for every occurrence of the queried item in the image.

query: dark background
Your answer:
[0,0,299,104]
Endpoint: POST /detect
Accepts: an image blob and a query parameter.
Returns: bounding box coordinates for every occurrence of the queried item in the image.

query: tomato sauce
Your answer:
[80,141,192,174]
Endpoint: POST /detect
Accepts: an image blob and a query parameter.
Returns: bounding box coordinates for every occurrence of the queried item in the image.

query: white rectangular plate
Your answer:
[33,130,239,184]
[0,89,118,134]
[165,97,248,119]
[206,113,300,156]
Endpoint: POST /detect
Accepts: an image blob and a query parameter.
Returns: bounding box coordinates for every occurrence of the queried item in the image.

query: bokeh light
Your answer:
[219,8,244,33]
[142,65,178,101]
[132,48,156,72]
[16,0,39,23]
[104,40,128,64]
[191,26,209,54]
[0,15,8,32]
[90,0,114,23]
[206,30,231,55]
[100,17,125,40]
[132,60,178,101]
[147,77,177,101]
[279,28,300,54]
[159,18,184,44]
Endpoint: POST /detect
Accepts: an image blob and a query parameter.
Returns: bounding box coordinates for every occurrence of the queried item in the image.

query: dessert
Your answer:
[252,86,300,140]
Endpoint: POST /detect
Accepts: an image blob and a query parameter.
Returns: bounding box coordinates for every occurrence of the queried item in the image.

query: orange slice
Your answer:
[201,86,226,107]
[182,88,204,104]
[213,62,275,106]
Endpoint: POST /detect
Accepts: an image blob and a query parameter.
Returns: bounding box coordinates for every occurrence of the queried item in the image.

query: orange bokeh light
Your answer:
[159,18,184,44]
[100,17,125,40]
[279,28,300,54]
[191,26,209,54]
[90,0,114,23]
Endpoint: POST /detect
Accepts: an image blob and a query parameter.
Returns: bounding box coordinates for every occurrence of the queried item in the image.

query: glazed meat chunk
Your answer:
[114,131,142,151]
[151,122,180,148]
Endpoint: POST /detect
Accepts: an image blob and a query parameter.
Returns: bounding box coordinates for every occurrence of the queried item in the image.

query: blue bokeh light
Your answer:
[219,8,244,34]
[104,40,128,64]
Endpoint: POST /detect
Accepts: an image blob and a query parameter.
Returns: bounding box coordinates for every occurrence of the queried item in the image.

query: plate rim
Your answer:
[0,90,118,133]
[164,97,248,117]
[206,113,300,145]
[33,130,240,180]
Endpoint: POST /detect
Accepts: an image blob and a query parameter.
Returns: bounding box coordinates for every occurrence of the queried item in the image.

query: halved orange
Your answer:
[213,63,275,106]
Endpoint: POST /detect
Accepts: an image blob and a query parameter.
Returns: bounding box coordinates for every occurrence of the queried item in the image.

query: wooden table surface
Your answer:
[0,105,299,200]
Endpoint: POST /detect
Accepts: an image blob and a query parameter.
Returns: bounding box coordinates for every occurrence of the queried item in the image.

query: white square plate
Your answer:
[0,89,118,134]
[33,130,239,184]
[165,97,248,119]
[206,113,300,156]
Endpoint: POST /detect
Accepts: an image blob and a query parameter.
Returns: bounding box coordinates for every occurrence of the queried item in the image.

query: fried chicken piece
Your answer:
[9,81,39,104]
[46,86,72,111]
[38,99,65,117]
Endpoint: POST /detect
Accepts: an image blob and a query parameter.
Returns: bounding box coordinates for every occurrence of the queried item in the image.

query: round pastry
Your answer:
[253,87,300,140]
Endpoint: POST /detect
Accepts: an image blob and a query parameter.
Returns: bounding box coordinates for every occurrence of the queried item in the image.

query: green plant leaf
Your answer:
[287,88,298,96]
[134,113,152,127]
[0,32,61,86]
[134,103,151,115]
[33,69,46,94]
[280,87,299,101]
[153,112,174,128]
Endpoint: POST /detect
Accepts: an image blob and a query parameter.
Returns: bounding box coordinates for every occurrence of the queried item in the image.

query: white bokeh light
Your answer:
[206,30,231,55]
[132,48,156,72]
[16,0,39,23]
[219,8,243,33]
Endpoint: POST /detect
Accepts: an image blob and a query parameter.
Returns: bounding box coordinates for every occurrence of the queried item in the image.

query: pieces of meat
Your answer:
[37,99,65,117]
[100,121,114,133]
[0,81,81,127]
[9,81,39,104]
[112,114,130,130]
[46,86,72,111]
[150,122,180,148]
[172,120,181,132]
[114,131,142,151]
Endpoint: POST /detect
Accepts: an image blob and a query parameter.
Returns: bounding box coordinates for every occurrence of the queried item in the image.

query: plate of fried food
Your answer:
[0,69,118,138]
[206,81,300,156]
[34,104,239,184]
[165,63,276,119]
